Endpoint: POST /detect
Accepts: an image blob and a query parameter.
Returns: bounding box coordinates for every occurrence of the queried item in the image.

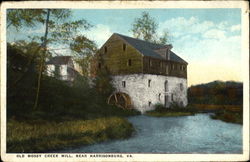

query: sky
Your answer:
[7,9,242,86]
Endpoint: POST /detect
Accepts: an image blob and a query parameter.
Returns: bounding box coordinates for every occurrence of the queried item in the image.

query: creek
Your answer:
[60,114,242,153]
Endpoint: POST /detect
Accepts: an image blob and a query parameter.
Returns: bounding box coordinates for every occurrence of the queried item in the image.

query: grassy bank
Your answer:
[210,110,242,125]
[7,117,134,153]
[191,104,243,124]
[145,104,196,117]
[146,111,193,117]
[7,104,140,153]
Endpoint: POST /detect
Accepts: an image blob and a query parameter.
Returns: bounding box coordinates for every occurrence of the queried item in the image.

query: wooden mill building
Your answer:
[92,33,188,113]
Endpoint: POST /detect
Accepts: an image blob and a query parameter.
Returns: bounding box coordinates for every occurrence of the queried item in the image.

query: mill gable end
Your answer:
[94,34,144,76]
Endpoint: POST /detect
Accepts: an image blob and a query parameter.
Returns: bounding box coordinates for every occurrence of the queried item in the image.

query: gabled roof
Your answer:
[46,56,72,65]
[114,33,187,64]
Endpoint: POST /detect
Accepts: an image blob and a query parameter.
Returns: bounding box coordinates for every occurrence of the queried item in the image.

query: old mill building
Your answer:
[92,33,188,113]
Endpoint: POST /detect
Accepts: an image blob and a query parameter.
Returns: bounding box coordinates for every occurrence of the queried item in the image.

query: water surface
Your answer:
[60,114,242,153]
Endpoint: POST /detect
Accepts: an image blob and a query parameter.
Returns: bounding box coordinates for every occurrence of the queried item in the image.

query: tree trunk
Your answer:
[33,9,50,110]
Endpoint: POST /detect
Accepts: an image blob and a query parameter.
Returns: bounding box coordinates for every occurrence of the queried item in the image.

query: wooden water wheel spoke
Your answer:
[114,93,118,103]
[107,92,132,109]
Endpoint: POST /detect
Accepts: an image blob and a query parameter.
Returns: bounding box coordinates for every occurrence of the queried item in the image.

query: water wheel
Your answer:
[107,92,132,109]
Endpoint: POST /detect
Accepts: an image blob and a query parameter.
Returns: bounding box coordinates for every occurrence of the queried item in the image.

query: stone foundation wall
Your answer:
[112,74,188,113]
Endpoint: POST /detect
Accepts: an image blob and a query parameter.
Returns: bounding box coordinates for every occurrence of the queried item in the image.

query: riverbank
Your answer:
[210,110,242,124]
[145,104,243,125]
[145,104,196,117]
[192,104,243,124]
[7,117,135,153]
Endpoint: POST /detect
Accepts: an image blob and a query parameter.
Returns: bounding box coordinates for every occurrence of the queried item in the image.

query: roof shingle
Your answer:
[115,33,187,64]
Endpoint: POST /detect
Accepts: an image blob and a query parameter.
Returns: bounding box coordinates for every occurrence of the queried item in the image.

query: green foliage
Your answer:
[210,110,242,125]
[7,42,42,117]
[92,68,115,98]
[7,10,139,153]
[188,80,243,105]
[131,12,157,42]
[131,11,171,44]
[7,117,134,153]
[7,46,139,152]
[7,9,95,60]
[157,31,172,45]
[7,43,138,120]
[7,9,47,29]
[7,9,97,110]
[70,35,98,76]
[70,35,97,56]
[146,103,195,117]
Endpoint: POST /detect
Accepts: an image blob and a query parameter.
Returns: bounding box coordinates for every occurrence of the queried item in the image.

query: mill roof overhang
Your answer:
[46,56,72,65]
[114,33,188,64]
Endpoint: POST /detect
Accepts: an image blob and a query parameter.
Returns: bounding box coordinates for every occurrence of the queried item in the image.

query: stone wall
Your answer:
[112,74,188,113]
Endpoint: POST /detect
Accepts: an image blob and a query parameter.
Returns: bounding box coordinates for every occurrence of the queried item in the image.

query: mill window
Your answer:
[104,46,107,53]
[180,83,183,91]
[54,65,60,77]
[128,59,132,66]
[122,81,126,88]
[158,93,161,101]
[123,43,126,51]
[148,79,151,87]
[148,101,151,107]
[164,80,168,92]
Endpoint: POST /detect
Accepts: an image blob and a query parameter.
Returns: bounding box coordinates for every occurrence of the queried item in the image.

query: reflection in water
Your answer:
[60,114,242,153]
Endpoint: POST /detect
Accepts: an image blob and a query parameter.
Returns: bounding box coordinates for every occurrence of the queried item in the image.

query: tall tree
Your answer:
[131,12,157,42]
[33,9,50,110]
[7,9,95,109]
[131,12,171,44]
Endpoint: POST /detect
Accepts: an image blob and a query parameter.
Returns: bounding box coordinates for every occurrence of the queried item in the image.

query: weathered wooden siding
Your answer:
[143,56,187,78]
[97,35,143,75]
[91,34,187,79]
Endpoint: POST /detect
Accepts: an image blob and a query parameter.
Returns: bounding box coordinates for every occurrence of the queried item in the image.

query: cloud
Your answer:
[160,17,242,86]
[231,24,241,32]
[203,29,226,40]
[158,17,215,38]
[217,21,229,30]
